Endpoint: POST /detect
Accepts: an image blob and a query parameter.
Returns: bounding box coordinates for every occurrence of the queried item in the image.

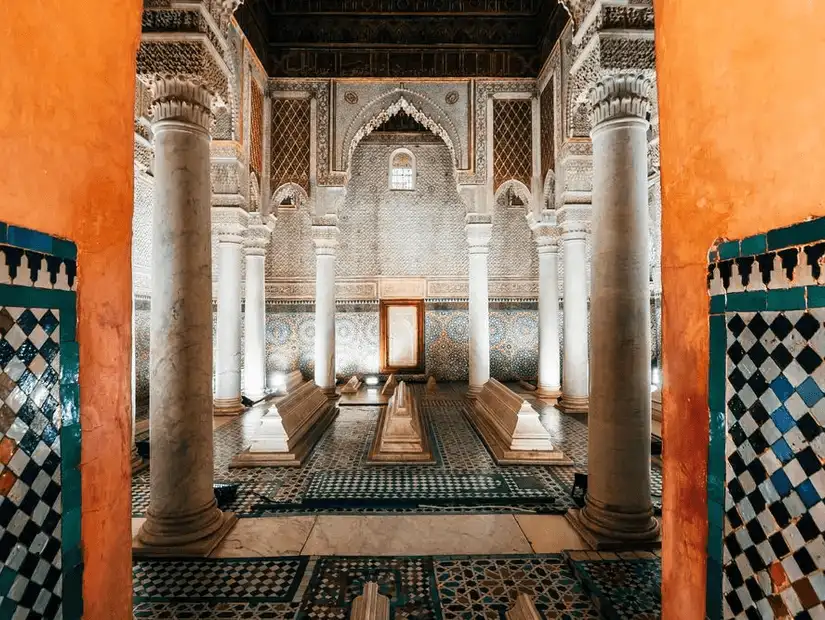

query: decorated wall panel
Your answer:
[489,201,537,280]
[250,80,264,176]
[265,304,539,383]
[0,224,81,619]
[270,98,311,194]
[540,82,555,175]
[134,298,150,422]
[338,140,468,278]
[267,201,315,280]
[493,99,533,191]
[706,219,825,620]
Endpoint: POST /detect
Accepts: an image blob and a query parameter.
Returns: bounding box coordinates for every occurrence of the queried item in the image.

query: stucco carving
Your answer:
[272,182,310,211]
[589,74,652,125]
[150,76,213,128]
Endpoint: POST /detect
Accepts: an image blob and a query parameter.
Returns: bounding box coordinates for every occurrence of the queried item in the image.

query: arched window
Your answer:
[389,148,415,191]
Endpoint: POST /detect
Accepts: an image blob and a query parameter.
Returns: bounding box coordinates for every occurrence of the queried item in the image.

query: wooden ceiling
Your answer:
[236,0,569,78]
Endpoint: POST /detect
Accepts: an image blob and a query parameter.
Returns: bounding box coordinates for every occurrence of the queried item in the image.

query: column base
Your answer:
[134,505,238,558]
[556,395,589,413]
[213,397,245,416]
[243,391,269,405]
[319,385,338,398]
[466,384,483,401]
[565,499,661,551]
[536,386,562,404]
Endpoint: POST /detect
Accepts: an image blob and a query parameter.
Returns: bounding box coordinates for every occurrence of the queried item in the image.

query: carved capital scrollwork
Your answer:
[244,212,275,256]
[588,74,652,127]
[150,77,213,129]
[465,214,493,252]
[311,216,340,255]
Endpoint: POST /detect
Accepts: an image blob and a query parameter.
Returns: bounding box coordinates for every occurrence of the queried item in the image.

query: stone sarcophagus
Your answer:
[340,375,361,394]
[230,382,338,467]
[468,379,572,465]
[369,381,434,463]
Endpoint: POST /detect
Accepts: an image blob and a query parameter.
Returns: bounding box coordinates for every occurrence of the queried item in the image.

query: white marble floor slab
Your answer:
[514,514,591,553]
[210,516,317,557]
[301,514,532,556]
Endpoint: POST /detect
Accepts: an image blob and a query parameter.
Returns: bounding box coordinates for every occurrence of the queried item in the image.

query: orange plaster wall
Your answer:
[653,1,825,617]
[0,2,142,618]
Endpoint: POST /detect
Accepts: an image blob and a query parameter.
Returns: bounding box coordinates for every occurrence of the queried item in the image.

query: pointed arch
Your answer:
[341,90,463,174]
[494,179,533,212]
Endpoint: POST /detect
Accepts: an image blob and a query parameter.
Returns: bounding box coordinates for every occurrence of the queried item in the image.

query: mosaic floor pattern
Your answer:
[133,384,663,517]
[566,553,662,620]
[134,554,624,619]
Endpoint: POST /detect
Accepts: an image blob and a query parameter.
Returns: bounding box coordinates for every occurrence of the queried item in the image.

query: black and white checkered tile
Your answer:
[0,306,64,619]
[723,311,825,619]
[132,557,308,602]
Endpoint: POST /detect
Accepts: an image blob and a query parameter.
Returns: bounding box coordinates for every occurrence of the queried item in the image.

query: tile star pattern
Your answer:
[133,385,663,517]
[722,310,825,619]
[0,306,64,620]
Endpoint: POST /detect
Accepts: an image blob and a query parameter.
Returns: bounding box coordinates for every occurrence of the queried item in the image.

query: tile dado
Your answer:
[707,216,825,620]
[0,223,81,620]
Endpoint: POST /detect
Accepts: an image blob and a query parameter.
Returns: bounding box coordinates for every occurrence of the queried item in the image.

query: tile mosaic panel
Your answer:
[435,554,598,619]
[566,554,662,620]
[707,217,825,620]
[0,223,81,620]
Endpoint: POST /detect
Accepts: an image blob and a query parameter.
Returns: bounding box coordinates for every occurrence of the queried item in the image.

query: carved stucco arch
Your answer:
[271,182,310,212]
[494,179,533,213]
[341,90,463,175]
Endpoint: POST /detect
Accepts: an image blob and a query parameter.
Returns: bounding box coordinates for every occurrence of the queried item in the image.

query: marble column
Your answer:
[243,213,275,401]
[213,211,246,415]
[557,208,590,413]
[466,214,493,399]
[569,74,660,546]
[533,221,562,402]
[312,217,339,396]
[135,77,236,556]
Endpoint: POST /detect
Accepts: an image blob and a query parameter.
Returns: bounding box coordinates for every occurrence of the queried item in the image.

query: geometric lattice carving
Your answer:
[250,81,264,175]
[540,83,554,175]
[271,98,311,194]
[493,99,532,191]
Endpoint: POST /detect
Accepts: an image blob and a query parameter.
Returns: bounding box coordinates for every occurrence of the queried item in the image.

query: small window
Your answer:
[389,149,415,191]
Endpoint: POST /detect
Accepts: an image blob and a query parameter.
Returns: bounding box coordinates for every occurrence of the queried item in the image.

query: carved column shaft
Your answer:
[137,77,236,556]
[573,74,660,546]
[312,218,339,395]
[466,215,493,398]
[534,223,562,400]
[557,208,590,413]
[243,214,275,399]
[213,213,246,415]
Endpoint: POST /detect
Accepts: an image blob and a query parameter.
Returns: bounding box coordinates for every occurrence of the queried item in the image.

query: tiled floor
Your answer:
[132,551,663,619]
[132,383,663,517]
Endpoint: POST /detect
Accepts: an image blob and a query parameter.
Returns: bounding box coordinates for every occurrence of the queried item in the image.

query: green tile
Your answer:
[7,225,53,254]
[62,509,82,563]
[62,468,82,511]
[63,566,84,620]
[52,237,77,260]
[808,285,825,308]
[709,295,725,315]
[59,298,77,342]
[0,597,18,618]
[707,470,725,505]
[767,287,806,310]
[0,222,7,244]
[61,423,82,469]
[0,566,17,593]
[706,559,724,620]
[740,234,767,256]
[708,249,718,262]
[717,240,740,260]
[61,383,80,426]
[60,341,80,383]
[767,217,825,251]
[708,315,727,413]
[707,515,724,562]
[725,291,766,312]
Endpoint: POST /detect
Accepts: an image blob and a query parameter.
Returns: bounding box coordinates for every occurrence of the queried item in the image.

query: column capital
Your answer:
[212,206,248,244]
[244,212,276,256]
[588,74,652,128]
[150,77,213,130]
[312,215,339,255]
[557,205,591,240]
[533,223,561,253]
[465,213,493,250]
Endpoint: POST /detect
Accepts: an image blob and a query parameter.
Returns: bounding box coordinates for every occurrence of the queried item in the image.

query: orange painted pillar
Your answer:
[0,2,142,617]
